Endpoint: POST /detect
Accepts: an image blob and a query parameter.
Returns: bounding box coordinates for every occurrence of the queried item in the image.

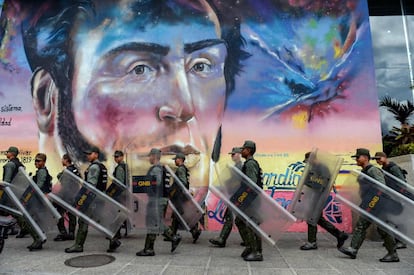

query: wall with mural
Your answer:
[0,0,382,232]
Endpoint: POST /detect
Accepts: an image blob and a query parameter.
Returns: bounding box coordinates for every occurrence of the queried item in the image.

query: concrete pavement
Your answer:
[0,229,413,274]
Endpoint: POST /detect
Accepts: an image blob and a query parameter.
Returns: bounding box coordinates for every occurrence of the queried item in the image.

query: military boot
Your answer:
[191,226,201,244]
[65,226,88,253]
[54,224,69,241]
[136,234,156,256]
[243,232,263,262]
[209,218,232,247]
[338,246,357,259]
[27,239,43,251]
[379,252,399,262]
[336,232,348,248]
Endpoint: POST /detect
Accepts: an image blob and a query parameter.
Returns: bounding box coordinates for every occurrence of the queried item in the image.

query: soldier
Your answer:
[54,154,80,242]
[374,151,408,249]
[106,150,127,253]
[170,152,201,243]
[300,152,348,250]
[136,148,181,256]
[65,146,108,253]
[209,147,243,247]
[24,153,53,251]
[235,140,264,261]
[339,148,399,262]
[2,146,24,236]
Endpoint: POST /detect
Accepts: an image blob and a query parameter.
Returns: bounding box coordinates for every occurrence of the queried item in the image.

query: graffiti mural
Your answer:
[0,0,381,231]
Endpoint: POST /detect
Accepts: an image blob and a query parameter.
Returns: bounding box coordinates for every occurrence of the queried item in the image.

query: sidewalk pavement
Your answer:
[1,229,413,274]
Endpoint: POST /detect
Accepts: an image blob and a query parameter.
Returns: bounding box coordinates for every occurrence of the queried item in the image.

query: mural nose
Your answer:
[158,105,194,123]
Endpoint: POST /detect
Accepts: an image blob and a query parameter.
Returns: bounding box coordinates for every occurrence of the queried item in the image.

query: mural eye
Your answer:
[189,58,213,75]
[132,64,153,75]
[192,63,210,72]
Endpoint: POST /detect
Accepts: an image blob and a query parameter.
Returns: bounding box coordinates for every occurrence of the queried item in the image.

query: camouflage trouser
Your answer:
[56,205,76,234]
[235,216,262,253]
[307,216,341,243]
[143,198,175,250]
[18,216,41,242]
[74,219,88,247]
[350,217,396,253]
[218,208,234,242]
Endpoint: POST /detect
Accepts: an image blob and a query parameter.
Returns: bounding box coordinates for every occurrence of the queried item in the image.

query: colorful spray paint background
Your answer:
[0,0,381,232]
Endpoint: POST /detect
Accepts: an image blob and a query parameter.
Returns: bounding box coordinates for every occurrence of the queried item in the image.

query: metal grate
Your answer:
[64,254,115,268]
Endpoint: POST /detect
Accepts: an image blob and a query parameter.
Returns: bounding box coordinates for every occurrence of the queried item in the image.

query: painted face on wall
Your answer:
[69,1,227,187]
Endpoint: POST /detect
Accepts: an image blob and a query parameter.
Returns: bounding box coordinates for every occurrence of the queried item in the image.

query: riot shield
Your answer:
[130,174,167,233]
[211,163,297,246]
[289,149,343,225]
[48,169,129,239]
[0,182,23,217]
[107,175,131,206]
[164,165,204,231]
[5,168,62,241]
[335,169,414,246]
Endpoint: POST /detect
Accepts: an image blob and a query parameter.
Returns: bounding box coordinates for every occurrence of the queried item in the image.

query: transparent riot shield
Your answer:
[0,182,23,217]
[289,149,343,225]
[211,163,297,246]
[335,169,414,246]
[107,175,131,206]
[0,182,22,217]
[130,174,165,234]
[48,169,129,239]
[6,168,62,241]
[164,165,204,231]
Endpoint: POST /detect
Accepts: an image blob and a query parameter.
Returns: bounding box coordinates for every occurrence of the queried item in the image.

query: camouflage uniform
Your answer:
[136,148,181,256]
[170,155,201,243]
[236,140,263,261]
[65,147,107,253]
[339,148,399,262]
[209,147,243,247]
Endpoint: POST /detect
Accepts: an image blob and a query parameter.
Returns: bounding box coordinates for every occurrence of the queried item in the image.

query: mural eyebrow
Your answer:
[184,39,226,54]
[104,42,170,57]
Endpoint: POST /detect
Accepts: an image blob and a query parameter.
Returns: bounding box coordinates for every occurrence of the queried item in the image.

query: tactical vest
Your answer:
[176,165,190,189]
[33,167,52,193]
[384,162,407,180]
[147,164,171,197]
[242,158,263,189]
[85,162,108,191]
[67,164,81,178]
[9,158,25,181]
[113,162,127,185]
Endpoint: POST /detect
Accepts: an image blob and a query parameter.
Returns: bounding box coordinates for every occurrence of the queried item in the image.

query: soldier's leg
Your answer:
[243,227,263,261]
[65,219,88,253]
[26,222,43,251]
[160,199,181,252]
[107,227,122,253]
[300,223,318,250]
[68,212,77,240]
[136,233,156,256]
[377,227,399,262]
[15,216,29,238]
[317,216,348,248]
[190,222,201,243]
[170,214,179,235]
[339,217,370,259]
[210,208,233,247]
[350,218,371,250]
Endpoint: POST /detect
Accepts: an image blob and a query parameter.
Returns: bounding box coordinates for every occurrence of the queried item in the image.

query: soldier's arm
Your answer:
[389,165,406,181]
[370,167,386,185]
[115,165,126,184]
[36,169,48,190]
[150,166,163,187]
[87,164,100,186]
[245,161,259,185]
[176,167,188,188]
[3,161,16,183]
